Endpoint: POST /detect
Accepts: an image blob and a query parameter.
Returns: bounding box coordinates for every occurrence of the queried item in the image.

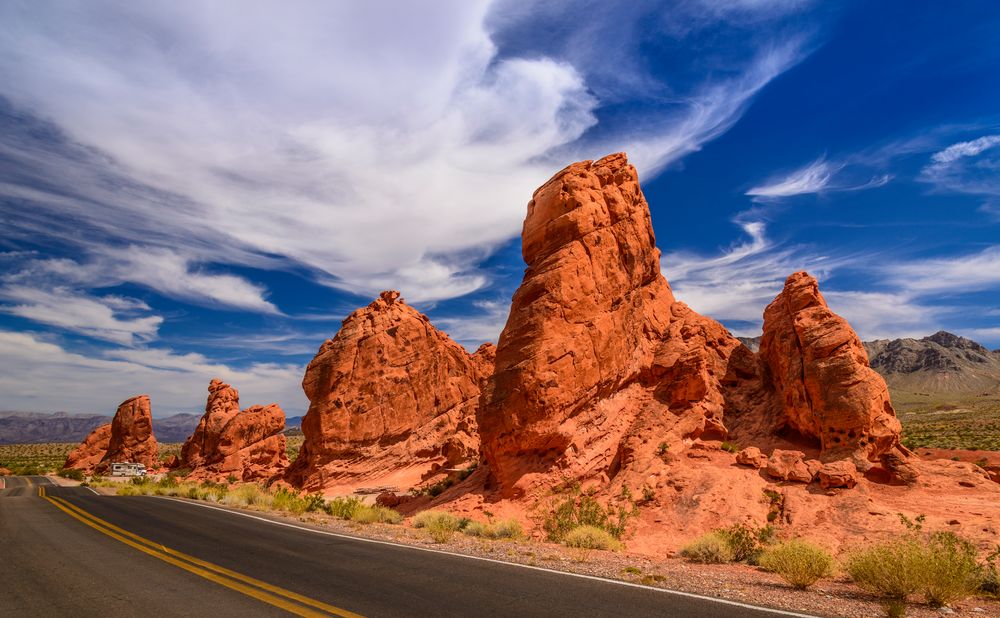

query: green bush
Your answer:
[462,518,524,540]
[718,523,764,563]
[57,468,85,481]
[847,530,982,608]
[921,531,981,607]
[541,485,638,542]
[563,525,623,551]
[681,532,734,564]
[271,487,307,514]
[304,493,326,513]
[759,539,833,589]
[324,496,362,519]
[350,505,402,525]
[413,510,460,542]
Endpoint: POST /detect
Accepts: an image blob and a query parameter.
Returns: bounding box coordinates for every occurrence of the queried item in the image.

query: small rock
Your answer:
[959,480,976,487]
[948,519,960,525]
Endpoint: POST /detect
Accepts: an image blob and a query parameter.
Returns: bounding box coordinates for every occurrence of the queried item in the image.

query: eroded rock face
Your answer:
[478,153,760,497]
[98,395,158,471]
[759,272,903,464]
[285,291,493,493]
[180,379,288,482]
[64,423,112,473]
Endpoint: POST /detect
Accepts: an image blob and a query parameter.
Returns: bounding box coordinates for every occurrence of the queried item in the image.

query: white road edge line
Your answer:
[84,486,100,495]
[156,497,814,618]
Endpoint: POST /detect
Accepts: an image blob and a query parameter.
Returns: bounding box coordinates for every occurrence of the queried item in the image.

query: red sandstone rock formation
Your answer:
[97,395,159,472]
[285,291,494,493]
[180,379,288,482]
[478,153,760,497]
[758,272,904,465]
[64,423,112,473]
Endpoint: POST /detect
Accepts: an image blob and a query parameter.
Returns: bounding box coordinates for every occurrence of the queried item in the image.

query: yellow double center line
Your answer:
[41,488,361,618]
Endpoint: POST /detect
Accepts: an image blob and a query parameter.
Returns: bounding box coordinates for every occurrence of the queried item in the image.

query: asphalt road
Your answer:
[0,475,812,617]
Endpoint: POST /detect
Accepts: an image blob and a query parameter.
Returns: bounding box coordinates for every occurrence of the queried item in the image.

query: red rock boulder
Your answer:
[180,379,289,482]
[97,395,158,472]
[765,449,815,483]
[758,272,903,464]
[285,291,494,493]
[64,423,112,473]
[818,461,859,489]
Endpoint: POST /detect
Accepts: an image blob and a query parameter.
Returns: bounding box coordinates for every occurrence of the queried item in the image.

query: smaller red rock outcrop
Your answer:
[286,291,493,493]
[818,461,859,489]
[758,272,904,465]
[97,395,159,472]
[64,423,112,473]
[180,379,288,482]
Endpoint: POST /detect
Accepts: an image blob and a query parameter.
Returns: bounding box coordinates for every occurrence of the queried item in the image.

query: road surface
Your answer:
[0,475,812,617]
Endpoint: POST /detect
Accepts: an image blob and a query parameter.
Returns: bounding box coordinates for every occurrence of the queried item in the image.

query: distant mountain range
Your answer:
[0,411,305,445]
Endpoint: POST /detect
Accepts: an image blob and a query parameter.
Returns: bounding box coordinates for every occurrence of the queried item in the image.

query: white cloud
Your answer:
[436,299,510,349]
[4,248,279,314]
[881,246,1000,294]
[0,330,307,415]
[747,159,837,199]
[661,220,942,339]
[662,220,843,326]
[0,285,162,345]
[747,157,891,200]
[0,1,810,303]
[920,134,1000,196]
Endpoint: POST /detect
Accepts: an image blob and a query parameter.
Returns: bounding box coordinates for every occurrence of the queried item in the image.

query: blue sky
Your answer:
[1,1,998,416]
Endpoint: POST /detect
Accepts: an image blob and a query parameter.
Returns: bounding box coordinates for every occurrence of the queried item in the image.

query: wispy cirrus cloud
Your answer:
[920,134,1000,197]
[747,157,891,201]
[661,219,945,339]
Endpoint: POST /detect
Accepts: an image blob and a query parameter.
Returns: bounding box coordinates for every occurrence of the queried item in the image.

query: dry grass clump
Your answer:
[412,510,461,543]
[462,518,524,540]
[562,525,623,551]
[680,532,734,564]
[350,505,403,525]
[846,529,983,611]
[758,539,833,590]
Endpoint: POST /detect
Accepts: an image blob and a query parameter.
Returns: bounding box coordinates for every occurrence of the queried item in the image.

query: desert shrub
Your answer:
[131,475,151,485]
[350,505,402,525]
[324,496,363,520]
[222,484,271,508]
[57,468,85,481]
[541,484,638,542]
[921,531,980,607]
[563,525,622,551]
[846,536,925,602]
[116,484,144,496]
[718,523,765,563]
[304,493,326,513]
[720,441,740,454]
[681,532,734,564]
[413,510,460,542]
[462,518,524,540]
[847,529,982,608]
[759,539,833,590]
[271,487,307,514]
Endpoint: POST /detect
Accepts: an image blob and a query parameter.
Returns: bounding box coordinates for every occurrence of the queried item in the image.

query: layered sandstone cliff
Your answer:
[179,379,288,481]
[285,291,494,492]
